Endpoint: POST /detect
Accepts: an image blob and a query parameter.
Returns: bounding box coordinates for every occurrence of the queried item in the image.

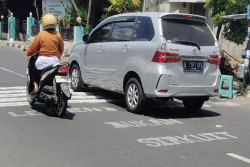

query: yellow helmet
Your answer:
[42,14,57,30]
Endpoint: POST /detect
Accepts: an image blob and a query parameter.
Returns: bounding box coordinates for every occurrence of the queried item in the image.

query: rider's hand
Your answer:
[23,46,27,51]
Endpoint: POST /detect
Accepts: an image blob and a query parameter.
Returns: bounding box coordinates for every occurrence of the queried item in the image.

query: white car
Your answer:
[69,12,221,113]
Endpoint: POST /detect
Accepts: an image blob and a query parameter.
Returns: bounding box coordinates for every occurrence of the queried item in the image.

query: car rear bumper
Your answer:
[144,74,220,98]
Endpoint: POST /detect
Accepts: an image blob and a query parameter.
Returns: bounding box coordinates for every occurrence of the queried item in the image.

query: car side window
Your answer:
[134,17,155,41]
[89,23,113,43]
[110,22,134,41]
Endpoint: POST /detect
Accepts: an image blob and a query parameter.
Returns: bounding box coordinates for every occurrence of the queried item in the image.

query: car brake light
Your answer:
[209,55,221,65]
[58,65,68,76]
[214,89,219,93]
[152,51,179,63]
[184,15,193,18]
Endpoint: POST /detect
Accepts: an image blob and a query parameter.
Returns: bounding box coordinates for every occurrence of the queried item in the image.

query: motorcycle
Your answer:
[26,54,71,117]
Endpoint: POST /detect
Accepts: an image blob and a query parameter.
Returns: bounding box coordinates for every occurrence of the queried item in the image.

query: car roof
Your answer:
[108,12,206,21]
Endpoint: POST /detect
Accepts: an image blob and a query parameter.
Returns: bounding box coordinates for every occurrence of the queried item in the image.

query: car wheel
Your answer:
[125,78,145,113]
[182,98,204,112]
[70,64,87,92]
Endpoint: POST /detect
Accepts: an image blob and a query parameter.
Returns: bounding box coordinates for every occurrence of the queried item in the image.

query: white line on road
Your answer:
[0,67,26,78]
[0,86,26,90]
[0,99,120,107]
[0,90,26,94]
[0,97,27,102]
[227,153,250,164]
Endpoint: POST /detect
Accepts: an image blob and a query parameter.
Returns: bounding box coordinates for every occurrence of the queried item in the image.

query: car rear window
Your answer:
[162,19,215,46]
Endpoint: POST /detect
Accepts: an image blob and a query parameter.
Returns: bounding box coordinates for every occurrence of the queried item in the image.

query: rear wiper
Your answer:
[175,40,201,50]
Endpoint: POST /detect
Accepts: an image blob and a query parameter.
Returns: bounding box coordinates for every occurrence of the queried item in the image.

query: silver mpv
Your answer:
[69,12,221,113]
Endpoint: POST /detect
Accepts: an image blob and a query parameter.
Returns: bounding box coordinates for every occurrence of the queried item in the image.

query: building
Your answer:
[143,0,211,24]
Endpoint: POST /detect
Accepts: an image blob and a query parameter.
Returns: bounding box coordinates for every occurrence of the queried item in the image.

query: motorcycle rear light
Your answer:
[209,55,221,65]
[58,65,68,76]
[152,51,179,63]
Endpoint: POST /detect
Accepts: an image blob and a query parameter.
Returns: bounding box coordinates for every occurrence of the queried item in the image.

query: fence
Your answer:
[60,27,73,41]
[31,24,73,41]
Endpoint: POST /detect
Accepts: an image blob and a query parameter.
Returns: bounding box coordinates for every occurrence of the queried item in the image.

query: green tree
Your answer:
[0,0,8,20]
[106,0,141,14]
[205,0,248,45]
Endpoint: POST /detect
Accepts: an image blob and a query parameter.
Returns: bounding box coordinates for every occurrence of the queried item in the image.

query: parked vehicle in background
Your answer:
[69,12,221,113]
[237,63,244,82]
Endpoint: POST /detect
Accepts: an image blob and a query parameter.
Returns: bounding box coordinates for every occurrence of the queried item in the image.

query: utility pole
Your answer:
[244,0,250,84]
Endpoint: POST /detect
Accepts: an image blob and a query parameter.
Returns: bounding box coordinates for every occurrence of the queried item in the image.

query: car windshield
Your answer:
[162,18,215,46]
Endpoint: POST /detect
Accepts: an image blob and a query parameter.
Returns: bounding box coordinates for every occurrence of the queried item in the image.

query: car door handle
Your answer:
[122,45,129,52]
[97,46,103,53]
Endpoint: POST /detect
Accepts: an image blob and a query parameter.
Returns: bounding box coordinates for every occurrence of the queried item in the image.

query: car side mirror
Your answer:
[82,35,89,43]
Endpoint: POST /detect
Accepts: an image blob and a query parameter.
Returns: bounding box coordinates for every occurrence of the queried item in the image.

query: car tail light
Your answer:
[214,89,219,93]
[58,65,68,76]
[209,55,221,65]
[152,51,179,63]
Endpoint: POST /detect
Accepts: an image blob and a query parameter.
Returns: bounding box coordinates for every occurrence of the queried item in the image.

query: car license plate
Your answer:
[183,61,203,72]
[55,76,71,83]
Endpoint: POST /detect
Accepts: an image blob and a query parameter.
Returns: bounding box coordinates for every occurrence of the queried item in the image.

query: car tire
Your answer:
[125,78,145,113]
[70,64,88,92]
[182,98,204,112]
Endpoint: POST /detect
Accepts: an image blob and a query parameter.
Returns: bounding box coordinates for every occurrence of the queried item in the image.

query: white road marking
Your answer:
[0,86,26,90]
[0,97,27,102]
[227,153,250,164]
[138,132,238,147]
[0,90,26,94]
[0,67,26,78]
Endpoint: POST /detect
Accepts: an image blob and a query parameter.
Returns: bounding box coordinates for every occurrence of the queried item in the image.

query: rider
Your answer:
[26,14,64,94]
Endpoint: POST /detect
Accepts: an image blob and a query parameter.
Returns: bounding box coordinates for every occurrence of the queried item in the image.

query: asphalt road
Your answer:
[0,45,250,167]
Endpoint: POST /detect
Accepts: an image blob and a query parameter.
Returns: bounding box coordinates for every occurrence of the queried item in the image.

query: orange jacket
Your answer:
[26,30,64,59]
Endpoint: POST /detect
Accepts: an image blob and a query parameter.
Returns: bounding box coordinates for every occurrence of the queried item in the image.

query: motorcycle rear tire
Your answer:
[53,92,68,118]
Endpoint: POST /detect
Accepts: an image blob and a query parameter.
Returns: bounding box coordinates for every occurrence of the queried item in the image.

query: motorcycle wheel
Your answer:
[26,82,35,105]
[53,92,68,118]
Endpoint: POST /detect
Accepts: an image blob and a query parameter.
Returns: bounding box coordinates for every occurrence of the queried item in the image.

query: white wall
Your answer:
[213,26,244,63]
[144,0,187,13]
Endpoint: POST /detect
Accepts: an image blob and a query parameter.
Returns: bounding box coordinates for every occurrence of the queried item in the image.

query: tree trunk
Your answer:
[87,0,93,26]
[34,0,40,21]
[71,0,79,13]
[216,24,222,40]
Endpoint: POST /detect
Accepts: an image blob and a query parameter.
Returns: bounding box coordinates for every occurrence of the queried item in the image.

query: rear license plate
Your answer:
[55,76,71,83]
[183,61,203,72]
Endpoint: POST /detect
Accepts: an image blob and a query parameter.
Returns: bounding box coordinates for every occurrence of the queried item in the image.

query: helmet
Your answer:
[42,14,57,30]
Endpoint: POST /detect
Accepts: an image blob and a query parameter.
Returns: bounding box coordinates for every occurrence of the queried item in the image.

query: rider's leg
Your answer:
[32,67,42,90]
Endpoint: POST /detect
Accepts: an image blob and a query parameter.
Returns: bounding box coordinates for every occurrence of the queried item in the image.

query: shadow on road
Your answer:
[71,86,221,119]
[31,103,75,120]
[112,99,221,119]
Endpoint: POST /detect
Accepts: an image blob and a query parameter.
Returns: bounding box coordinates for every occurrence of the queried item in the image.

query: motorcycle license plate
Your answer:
[55,76,70,83]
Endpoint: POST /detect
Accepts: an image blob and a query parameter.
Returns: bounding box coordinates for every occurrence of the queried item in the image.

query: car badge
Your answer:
[192,47,198,55]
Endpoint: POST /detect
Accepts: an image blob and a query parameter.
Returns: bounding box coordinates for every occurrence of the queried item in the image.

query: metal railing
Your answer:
[31,24,40,36]
[60,27,73,41]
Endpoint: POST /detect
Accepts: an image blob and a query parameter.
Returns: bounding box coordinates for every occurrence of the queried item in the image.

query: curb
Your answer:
[7,43,27,49]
